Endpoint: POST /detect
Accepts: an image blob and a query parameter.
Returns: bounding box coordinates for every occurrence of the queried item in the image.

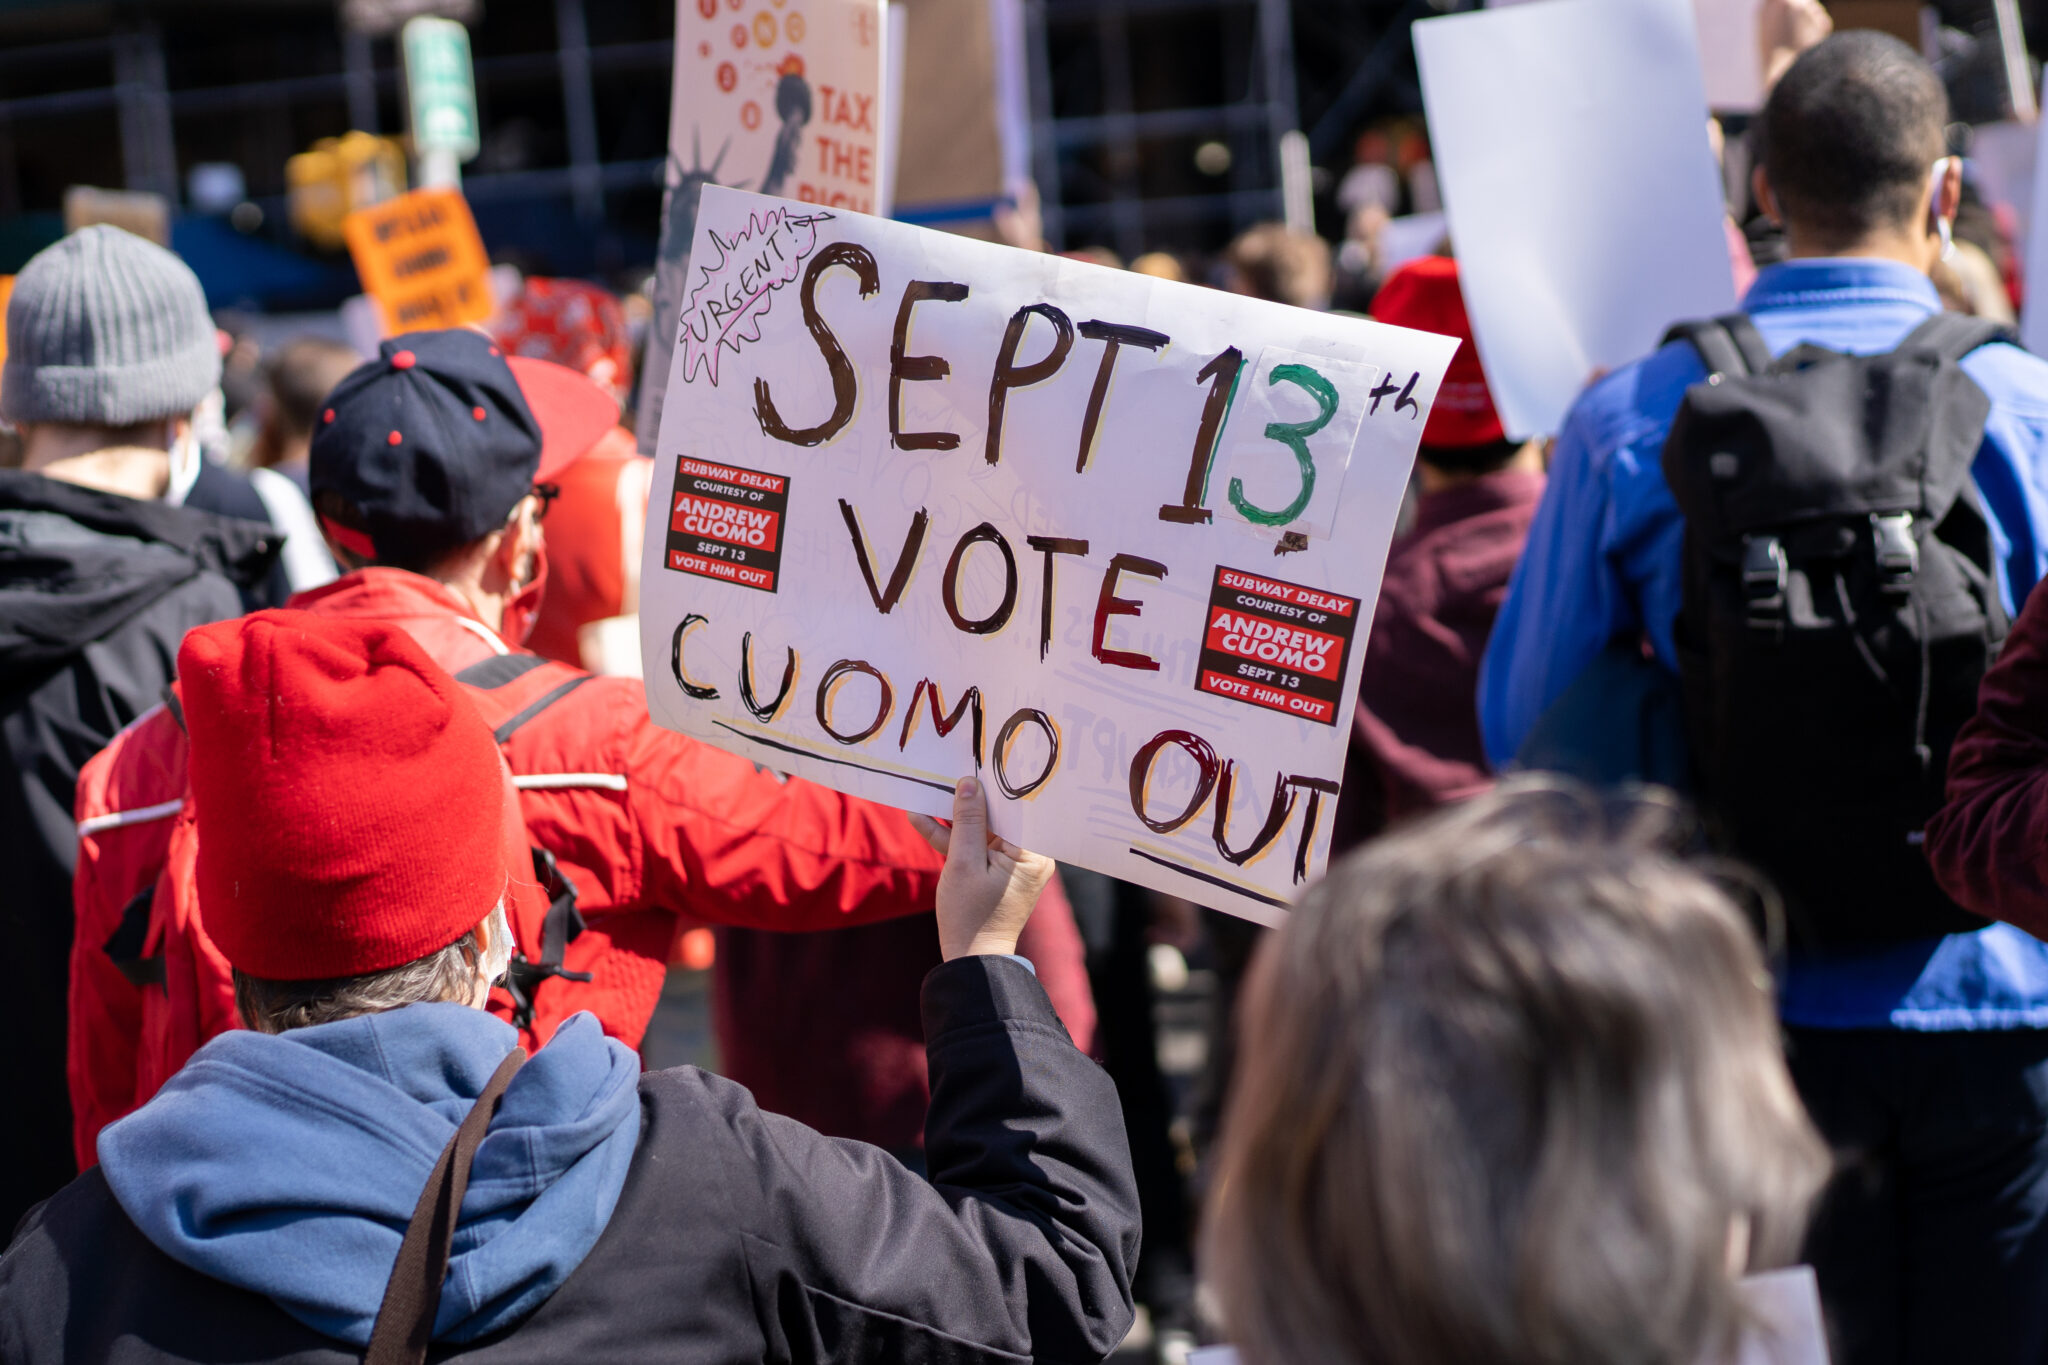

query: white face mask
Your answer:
[163,422,204,506]
[1930,156,1957,262]
[477,900,515,988]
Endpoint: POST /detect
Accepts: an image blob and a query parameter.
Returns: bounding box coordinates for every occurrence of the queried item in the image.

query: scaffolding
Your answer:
[0,5,670,231]
[1024,0,1300,258]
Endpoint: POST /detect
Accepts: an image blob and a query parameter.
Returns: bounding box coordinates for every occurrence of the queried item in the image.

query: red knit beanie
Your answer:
[181,610,525,981]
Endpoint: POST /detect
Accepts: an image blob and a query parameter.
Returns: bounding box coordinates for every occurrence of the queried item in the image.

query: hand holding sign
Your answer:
[639,187,1456,922]
[913,775,1055,961]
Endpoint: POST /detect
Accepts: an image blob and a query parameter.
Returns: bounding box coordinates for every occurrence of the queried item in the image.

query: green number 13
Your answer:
[1228,362,1339,528]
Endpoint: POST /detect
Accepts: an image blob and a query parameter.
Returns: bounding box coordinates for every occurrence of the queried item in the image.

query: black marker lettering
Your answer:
[1026,535,1089,660]
[986,303,1074,466]
[754,242,879,447]
[1075,321,1168,473]
[889,280,970,451]
[838,499,928,614]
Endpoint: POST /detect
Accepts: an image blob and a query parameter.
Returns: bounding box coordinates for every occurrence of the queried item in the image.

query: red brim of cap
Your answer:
[508,354,622,483]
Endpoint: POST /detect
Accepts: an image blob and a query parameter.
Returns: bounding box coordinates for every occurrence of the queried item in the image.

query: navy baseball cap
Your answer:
[310,329,617,566]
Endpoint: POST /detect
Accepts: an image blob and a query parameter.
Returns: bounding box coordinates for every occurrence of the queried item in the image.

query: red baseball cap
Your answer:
[510,352,622,483]
[181,610,544,981]
[1369,255,1505,449]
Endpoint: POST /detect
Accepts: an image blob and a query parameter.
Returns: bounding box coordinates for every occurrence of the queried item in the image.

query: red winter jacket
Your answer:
[69,567,943,1167]
[1928,578,2048,935]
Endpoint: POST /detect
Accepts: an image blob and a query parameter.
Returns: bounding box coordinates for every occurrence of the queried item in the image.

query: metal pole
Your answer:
[1256,0,1301,225]
[554,0,605,222]
[1994,0,2038,125]
[418,147,462,190]
[1098,2,1143,261]
[1279,129,1312,234]
[343,27,379,133]
[0,117,19,218]
[112,24,179,202]
[1022,0,1066,249]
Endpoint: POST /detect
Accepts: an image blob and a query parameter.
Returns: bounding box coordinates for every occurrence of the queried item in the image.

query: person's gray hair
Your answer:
[1203,777,1830,1365]
[234,901,514,1035]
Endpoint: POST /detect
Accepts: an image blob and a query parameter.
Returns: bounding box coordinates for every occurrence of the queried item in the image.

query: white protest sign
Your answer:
[637,186,1457,923]
[638,0,887,452]
[1433,0,1736,438]
[1732,1267,1829,1365]
[2020,84,2048,356]
[1695,0,1765,112]
[1488,0,1764,110]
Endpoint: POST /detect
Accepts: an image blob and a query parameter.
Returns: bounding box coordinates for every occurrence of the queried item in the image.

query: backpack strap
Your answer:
[1664,312,1774,378]
[160,684,185,735]
[364,1048,525,1365]
[103,885,165,988]
[1895,310,2015,365]
[452,654,552,690]
[451,654,596,744]
[489,675,595,744]
[501,846,593,1032]
[452,655,600,1029]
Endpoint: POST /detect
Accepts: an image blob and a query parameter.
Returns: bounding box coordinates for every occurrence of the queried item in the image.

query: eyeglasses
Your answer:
[531,482,561,521]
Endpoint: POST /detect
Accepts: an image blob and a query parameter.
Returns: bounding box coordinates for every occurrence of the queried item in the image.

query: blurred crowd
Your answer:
[16,6,2048,1365]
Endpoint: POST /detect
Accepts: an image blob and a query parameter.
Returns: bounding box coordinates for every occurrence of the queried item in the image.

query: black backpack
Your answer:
[1661,311,2010,950]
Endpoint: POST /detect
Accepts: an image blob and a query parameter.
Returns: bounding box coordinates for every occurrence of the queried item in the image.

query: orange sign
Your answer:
[0,276,12,367]
[342,187,494,334]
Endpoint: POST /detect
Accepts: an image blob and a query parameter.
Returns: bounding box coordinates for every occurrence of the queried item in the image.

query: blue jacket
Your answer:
[1479,258,2048,1029]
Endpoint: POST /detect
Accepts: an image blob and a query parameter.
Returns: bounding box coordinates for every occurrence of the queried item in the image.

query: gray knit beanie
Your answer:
[0,225,222,427]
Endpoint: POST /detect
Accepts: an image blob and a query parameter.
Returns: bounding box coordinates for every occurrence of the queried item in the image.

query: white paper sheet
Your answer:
[1174,1268,1826,1365]
[1376,211,1449,272]
[2020,85,2048,355]
[1431,0,1736,438]
[1732,1266,1831,1365]
[637,187,1456,922]
[1490,0,1764,111]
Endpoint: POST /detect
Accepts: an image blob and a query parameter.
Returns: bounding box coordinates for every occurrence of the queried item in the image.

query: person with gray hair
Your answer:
[0,226,289,1232]
[1205,780,1831,1365]
[1,610,1139,1365]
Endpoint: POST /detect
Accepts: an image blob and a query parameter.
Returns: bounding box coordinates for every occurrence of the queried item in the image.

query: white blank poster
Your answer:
[1488,0,1766,112]
[1423,0,1736,436]
[2021,84,2048,355]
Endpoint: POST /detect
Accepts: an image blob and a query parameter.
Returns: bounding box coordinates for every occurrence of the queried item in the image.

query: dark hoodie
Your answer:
[0,469,277,1238]
[3,955,1141,1364]
[96,1004,641,1345]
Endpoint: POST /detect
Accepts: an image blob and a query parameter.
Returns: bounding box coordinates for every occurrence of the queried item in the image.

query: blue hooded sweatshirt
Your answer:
[96,1003,641,1346]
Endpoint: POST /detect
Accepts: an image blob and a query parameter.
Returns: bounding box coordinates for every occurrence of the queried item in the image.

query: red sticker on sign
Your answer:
[1194,566,1360,725]
[662,456,789,593]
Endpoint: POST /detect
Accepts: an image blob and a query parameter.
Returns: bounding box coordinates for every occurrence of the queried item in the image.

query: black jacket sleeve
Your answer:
[722,955,1139,1364]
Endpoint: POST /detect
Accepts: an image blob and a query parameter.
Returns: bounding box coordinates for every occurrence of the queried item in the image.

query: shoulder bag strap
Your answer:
[363,1048,526,1365]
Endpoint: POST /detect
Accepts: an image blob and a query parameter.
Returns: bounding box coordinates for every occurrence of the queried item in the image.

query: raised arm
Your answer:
[1477,369,1693,769]
[625,708,943,931]
[704,780,1138,1359]
[1478,408,1636,766]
